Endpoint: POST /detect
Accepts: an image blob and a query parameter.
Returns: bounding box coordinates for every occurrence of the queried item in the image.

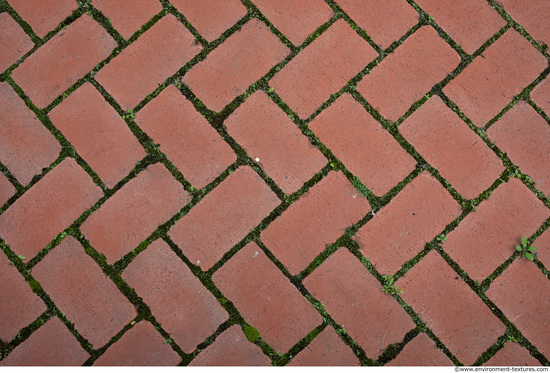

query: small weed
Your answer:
[18,254,26,260]
[435,233,448,243]
[122,110,136,121]
[163,338,173,344]
[508,335,520,343]
[516,236,537,261]
[381,275,403,296]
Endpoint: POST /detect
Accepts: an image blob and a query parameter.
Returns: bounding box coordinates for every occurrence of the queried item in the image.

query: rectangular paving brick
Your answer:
[355,171,461,275]
[135,85,236,189]
[398,250,506,365]
[213,242,323,353]
[309,93,416,196]
[183,19,289,112]
[270,19,377,119]
[387,333,453,366]
[443,29,548,127]
[0,173,16,207]
[225,91,327,195]
[12,15,117,109]
[358,26,460,122]
[0,158,103,262]
[9,0,78,38]
[498,0,550,47]
[531,77,550,115]
[0,13,34,72]
[49,82,147,189]
[400,96,504,199]
[261,171,371,275]
[81,163,190,264]
[169,166,280,270]
[32,236,137,348]
[0,82,61,186]
[304,248,415,359]
[96,14,201,111]
[122,240,228,353]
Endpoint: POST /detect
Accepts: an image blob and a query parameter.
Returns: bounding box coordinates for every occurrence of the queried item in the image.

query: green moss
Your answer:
[242,325,261,343]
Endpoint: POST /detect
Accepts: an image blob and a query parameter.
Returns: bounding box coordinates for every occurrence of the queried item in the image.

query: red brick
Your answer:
[170,0,247,42]
[358,26,460,122]
[12,15,116,109]
[498,0,550,47]
[531,77,550,114]
[169,166,279,270]
[387,333,453,366]
[262,171,370,275]
[444,178,549,280]
[252,0,333,46]
[135,85,236,189]
[94,321,181,366]
[484,342,540,366]
[0,173,16,207]
[190,325,270,366]
[0,82,61,186]
[123,240,228,353]
[183,19,289,112]
[355,172,461,275]
[0,252,46,341]
[401,96,504,199]
[33,236,136,348]
[0,13,34,72]
[9,0,77,38]
[91,0,163,39]
[213,242,322,353]
[415,0,505,54]
[49,82,146,189]
[488,102,550,196]
[0,158,102,262]
[81,163,190,264]
[0,317,89,366]
[225,91,327,195]
[96,15,201,111]
[288,327,360,366]
[310,93,416,196]
[336,0,419,49]
[487,259,550,358]
[443,29,548,127]
[304,248,415,358]
[533,229,550,273]
[270,19,377,119]
[398,251,506,365]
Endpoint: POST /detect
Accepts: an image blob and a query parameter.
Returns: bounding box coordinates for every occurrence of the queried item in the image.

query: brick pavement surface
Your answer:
[1,0,549,367]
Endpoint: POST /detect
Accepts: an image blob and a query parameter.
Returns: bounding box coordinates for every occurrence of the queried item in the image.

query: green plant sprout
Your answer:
[17,255,26,260]
[435,233,448,243]
[381,275,403,296]
[516,236,537,261]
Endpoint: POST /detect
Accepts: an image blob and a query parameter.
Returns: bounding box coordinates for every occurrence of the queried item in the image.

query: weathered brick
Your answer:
[0,158,102,262]
[0,13,34,72]
[288,327,360,366]
[0,317,89,366]
[262,171,370,275]
[225,91,327,195]
[169,166,279,270]
[0,82,61,186]
[189,325,270,366]
[358,26,460,122]
[398,251,506,365]
[96,14,201,110]
[170,0,247,42]
[0,252,46,341]
[355,172,461,275]
[213,242,322,352]
[8,0,77,38]
[81,163,190,264]
[94,321,181,366]
[443,29,548,127]
[33,236,137,348]
[336,0,419,49]
[484,342,541,366]
[0,173,16,207]
[310,93,416,196]
[415,0,506,54]
[252,0,333,45]
[91,0,163,39]
[136,85,236,189]
[12,15,116,109]
[498,0,550,47]
[304,248,415,359]
[487,259,550,358]
[444,178,549,280]
[531,77,550,114]
[270,19,377,119]
[401,96,504,199]
[183,19,289,112]
[532,229,550,273]
[49,82,146,189]
[488,102,550,196]
[123,240,228,353]
[387,333,453,366]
